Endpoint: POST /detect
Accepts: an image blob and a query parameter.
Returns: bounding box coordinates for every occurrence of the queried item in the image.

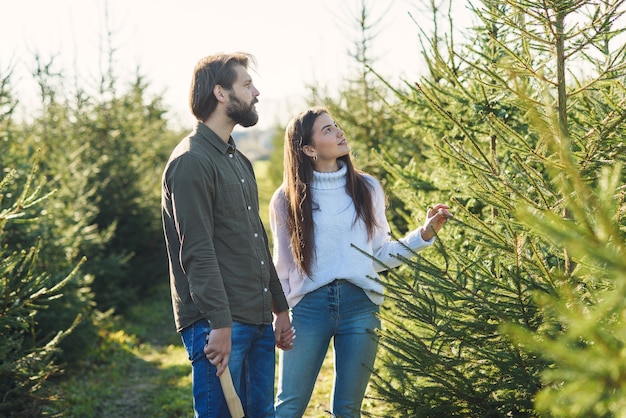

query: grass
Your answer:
[53,285,386,417]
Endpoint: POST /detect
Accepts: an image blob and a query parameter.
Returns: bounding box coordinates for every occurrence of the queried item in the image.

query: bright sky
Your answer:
[2,0,472,131]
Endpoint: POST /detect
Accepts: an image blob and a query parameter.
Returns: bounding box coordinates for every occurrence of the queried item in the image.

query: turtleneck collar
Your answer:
[312,161,347,190]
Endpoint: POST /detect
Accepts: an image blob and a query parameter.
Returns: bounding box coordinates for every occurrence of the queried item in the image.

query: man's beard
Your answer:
[227,92,258,127]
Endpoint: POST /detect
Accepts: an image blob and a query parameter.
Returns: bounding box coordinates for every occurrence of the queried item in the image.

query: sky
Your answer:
[1,0,472,131]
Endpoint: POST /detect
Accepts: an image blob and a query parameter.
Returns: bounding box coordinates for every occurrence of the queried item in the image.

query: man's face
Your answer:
[227,91,258,127]
[226,65,260,127]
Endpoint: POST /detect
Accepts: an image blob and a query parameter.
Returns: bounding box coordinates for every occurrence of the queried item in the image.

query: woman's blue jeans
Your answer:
[275,279,380,418]
[181,319,276,418]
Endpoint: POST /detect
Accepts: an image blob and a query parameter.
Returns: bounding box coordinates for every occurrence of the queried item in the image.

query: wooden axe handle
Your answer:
[219,365,245,418]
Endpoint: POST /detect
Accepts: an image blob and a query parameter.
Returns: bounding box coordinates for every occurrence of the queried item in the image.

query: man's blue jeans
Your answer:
[275,279,380,418]
[181,319,276,418]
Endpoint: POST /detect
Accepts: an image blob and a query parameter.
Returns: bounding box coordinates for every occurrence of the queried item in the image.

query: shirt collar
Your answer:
[195,122,236,154]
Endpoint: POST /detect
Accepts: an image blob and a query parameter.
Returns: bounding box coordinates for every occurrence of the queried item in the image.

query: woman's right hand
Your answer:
[420,203,453,241]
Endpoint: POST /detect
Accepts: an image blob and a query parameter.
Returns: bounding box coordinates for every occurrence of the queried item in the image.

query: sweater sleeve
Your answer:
[366,175,435,272]
[269,187,294,296]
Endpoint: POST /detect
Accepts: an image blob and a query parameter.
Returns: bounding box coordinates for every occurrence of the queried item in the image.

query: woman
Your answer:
[269,106,451,417]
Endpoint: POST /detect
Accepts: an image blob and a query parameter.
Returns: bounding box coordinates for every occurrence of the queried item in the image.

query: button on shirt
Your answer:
[162,122,288,332]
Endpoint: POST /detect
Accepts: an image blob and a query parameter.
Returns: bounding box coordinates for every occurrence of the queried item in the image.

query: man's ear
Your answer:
[213,85,227,103]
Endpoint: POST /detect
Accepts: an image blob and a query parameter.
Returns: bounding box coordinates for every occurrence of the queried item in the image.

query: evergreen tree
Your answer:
[1,58,100,368]
[2,25,175,370]
[0,161,84,417]
[73,69,174,312]
[20,34,175,315]
[365,0,626,416]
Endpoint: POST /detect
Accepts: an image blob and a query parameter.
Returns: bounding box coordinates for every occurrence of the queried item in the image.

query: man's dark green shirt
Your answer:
[162,122,288,332]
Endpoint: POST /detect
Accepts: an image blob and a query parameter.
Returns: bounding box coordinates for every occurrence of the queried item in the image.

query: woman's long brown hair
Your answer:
[282,107,378,277]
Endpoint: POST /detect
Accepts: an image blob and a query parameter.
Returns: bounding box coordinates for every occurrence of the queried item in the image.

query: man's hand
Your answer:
[273,311,295,351]
[204,326,232,377]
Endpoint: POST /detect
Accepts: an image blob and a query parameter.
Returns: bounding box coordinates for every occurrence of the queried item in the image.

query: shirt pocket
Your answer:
[216,181,247,219]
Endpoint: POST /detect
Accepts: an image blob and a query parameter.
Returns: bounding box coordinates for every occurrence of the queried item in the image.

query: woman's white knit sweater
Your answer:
[269,164,434,308]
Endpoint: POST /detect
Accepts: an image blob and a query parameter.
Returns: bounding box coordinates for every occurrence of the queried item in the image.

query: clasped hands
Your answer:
[203,311,295,377]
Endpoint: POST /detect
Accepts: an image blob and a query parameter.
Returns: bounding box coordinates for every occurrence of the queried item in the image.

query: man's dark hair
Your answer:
[189,52,255,122]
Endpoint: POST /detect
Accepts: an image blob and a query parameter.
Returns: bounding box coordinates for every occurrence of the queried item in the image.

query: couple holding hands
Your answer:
[161,52,451,418]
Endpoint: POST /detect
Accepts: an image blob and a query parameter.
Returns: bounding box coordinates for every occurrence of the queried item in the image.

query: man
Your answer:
[161,52,294,418]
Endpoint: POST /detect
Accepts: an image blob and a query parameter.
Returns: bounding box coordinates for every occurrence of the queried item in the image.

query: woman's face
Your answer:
[306,112,350,171]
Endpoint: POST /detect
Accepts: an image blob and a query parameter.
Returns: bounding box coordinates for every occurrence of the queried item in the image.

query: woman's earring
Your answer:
[313,155,318,162]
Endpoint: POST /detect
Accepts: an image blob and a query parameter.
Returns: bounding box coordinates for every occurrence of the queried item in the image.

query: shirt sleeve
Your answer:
[166,154,232,328]
[367,176,435,272]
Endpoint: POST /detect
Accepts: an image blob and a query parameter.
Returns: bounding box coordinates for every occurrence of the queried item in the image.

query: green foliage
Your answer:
[70,72,174,312]
[1,24,177,413]
[5,57,110,365]
[0,164,84,417]
[509,162,626,417]
[17,55,175,315]
[324,0,626,416]
[1,1,622,416]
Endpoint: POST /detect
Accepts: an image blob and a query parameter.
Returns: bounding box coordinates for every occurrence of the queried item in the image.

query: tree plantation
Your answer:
[1,1,625,417]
